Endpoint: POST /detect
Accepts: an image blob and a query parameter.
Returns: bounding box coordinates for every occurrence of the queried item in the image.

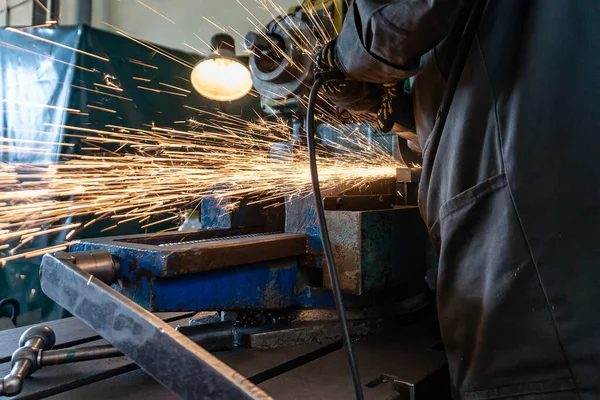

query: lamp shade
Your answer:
[190,34,253,102]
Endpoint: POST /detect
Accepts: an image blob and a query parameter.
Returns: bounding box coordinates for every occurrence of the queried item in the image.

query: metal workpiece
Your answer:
[0,326,55,396]
[242,320,373,349]
[324,207,428,295]
[323,194,395,211]
[200,194,285,232]
[67,250,120,285]
[68,231,313,311]
[175,322,235,352]
[70,231,308,278]
[396,167,422,183]
[164,233,307,276]
[396,167,422,206]
[39,252,272,400]
[322,177,399,211]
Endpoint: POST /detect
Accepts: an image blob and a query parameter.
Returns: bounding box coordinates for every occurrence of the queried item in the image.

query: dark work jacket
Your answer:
[335,1,600,399]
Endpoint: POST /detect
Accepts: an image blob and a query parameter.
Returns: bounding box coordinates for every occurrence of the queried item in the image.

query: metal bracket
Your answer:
[39,251,272,400]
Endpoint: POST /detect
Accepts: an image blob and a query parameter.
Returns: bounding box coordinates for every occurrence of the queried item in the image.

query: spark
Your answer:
[100,224,118,233]
[183,43,205,56]
[135,0,177,25]
[201,16,227,33]
[87,105,117,114]
[19,23,53,30]
[0,40,96,72]
[34,0,48,12]
[0,2,403,267]
[2,99,80,113]
[105,23,193,69]
[137,86,187,97]
[0,115,399,263]
[0,244,68,266]
[6,28,110,62]
[94,83,123,92]
[128,59,159,70]
[158,82,191,93]
[70,83,133,102]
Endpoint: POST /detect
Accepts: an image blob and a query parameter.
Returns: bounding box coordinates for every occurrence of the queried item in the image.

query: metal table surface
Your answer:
[0,312,449,399]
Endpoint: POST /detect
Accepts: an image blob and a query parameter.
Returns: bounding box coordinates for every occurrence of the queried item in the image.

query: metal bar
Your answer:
[49,0,60,23]
[41,322,235,366]
[3,1,9,27]
[175,322,235,351]
[0,313,193,363]
[72,232,308,277]
[41,344,120,366]
[164,232,308,274]
[32,0,48,25]
[75,0,91,25]
[39,252,272,400]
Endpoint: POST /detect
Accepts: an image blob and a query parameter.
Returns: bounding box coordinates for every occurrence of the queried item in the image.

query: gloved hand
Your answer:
[314,38,400,131]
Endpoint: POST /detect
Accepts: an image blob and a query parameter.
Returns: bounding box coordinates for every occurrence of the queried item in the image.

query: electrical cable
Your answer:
[303,4,488,398]
[305,74,364,400]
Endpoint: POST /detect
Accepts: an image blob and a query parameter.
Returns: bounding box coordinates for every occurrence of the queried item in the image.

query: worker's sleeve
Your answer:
[335,0,461,83]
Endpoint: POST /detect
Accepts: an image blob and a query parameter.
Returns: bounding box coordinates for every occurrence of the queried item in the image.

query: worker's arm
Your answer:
[335,0,462,83]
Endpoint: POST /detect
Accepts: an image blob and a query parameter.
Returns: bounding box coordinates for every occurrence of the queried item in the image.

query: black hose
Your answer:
[305,75,364,400]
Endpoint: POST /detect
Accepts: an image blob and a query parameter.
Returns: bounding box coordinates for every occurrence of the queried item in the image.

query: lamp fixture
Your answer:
[190,33,253,102]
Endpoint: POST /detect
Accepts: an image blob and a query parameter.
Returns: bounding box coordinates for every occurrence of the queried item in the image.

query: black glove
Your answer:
[314,39,400,131]
[315,39,382,115]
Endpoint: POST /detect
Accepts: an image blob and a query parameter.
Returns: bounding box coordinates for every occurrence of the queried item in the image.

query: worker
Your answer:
[316,0,600,398]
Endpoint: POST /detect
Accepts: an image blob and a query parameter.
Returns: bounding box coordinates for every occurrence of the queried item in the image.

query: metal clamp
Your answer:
[0,325,55,396]
[39,251,272,399]
[1,321,238,396]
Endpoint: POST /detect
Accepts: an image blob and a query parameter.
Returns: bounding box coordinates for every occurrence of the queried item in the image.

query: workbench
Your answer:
[0,311,450,399]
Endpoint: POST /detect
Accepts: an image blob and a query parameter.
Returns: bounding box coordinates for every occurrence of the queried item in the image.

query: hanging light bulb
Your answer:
[191,33,253,102]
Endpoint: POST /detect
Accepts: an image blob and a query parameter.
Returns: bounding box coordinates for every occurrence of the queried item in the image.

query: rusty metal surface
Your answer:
[244,321,374,349]
[71,232,308,277]
[116,227,263,246]
[324,207,428,295]
[165,233,307,277]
